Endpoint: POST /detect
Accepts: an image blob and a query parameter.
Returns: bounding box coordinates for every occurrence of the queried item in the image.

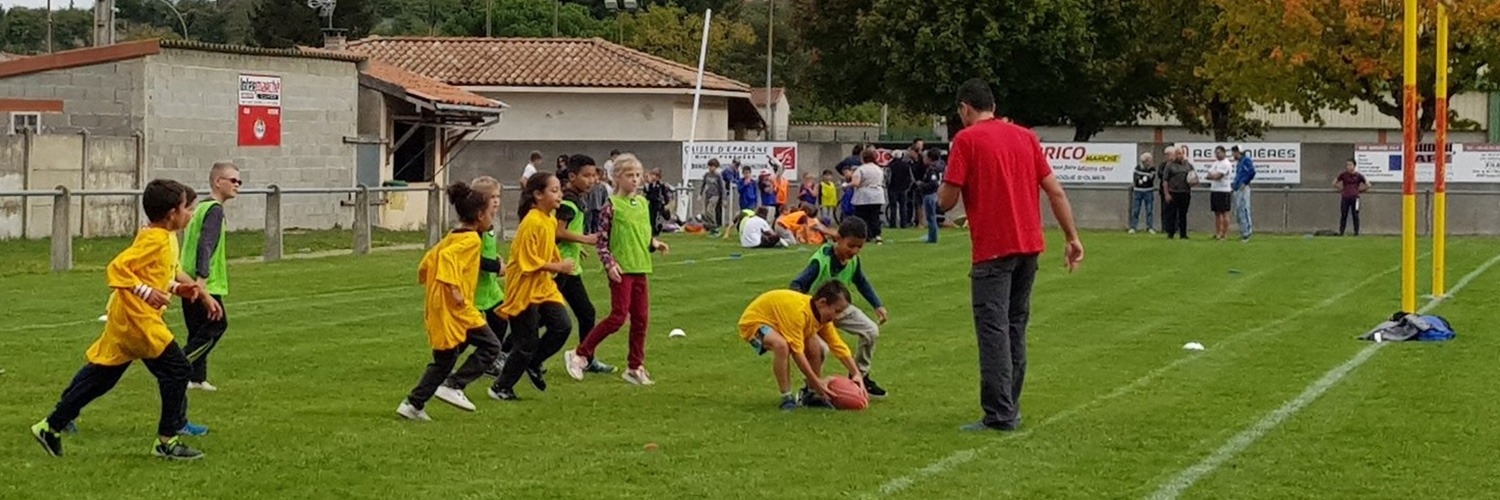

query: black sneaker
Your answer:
[799,388,834,409]
[526,367,548,392]
[779,396,799,411]
[863,376,888,398]
[153,437,204,460]
[30,420,62,457]
[487,386,520,401]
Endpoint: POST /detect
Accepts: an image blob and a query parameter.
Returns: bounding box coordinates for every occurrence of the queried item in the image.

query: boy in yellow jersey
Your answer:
[738,281,863,411]
[31,179,221,460]
[398,182,505,419]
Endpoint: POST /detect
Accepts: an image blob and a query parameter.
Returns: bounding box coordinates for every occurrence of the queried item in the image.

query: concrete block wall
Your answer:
[0,59,146,136]
[0,134,141,240]
[143,49,360,232]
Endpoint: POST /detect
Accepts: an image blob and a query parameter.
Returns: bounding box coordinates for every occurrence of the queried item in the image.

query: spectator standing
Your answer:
[1334,159,1370,236]
[702,159,726,227]
[1207,146,1234,241]
[851,148,888,244]
[1130,152,1157,234]
[1231,146,1256,242]
[917,148,945,243]
[1160,146,1197,239]
[520,150,542,185]
[937,78,1083,432]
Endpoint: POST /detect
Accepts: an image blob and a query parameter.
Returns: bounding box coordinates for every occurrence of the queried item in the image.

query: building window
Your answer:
[10,112,39,135]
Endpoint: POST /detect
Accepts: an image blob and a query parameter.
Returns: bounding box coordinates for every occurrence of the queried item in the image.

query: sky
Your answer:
[4,0,98,9]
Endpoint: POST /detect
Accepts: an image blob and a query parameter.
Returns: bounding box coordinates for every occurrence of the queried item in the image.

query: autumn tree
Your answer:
[1141,0,1267,140]
[1208,0,1500,134]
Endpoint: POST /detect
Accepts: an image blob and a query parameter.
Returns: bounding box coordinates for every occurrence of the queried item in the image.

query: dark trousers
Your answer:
[1163,191,1192,238]
[48,343,190,437]
[887,190,915,228]
[495,302,572,391]
[972,254,1038,429]
[1339,197,1361,235]
[555,273,596,345]
[576,274,650,370]
[649,204,663,236]
[855,204,884,240]
[406,325,501,410]
[182,294,228,383]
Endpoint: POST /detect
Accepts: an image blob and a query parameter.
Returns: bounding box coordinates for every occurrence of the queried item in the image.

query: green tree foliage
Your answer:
[251,0,376,48]
[1142,0,1266,140]
[619,3,756,80]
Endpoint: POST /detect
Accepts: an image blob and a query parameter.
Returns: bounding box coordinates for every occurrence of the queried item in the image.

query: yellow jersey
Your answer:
[86,227,180,365]
[497,209,566,319]
[418,231,487,350]
[737,289,851,360]
[820,181,838,208]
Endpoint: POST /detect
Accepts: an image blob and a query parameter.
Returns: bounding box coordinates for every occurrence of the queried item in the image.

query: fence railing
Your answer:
[0,184,448,272]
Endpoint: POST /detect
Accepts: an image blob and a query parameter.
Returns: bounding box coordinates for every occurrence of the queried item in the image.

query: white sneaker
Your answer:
[1148,229,1158,234]
[188,381,218,392]
[434,385,476,412]
[623,367,655,386]
[563,351,587,381]
[396,401,431,421]
[1128,229,1137,234]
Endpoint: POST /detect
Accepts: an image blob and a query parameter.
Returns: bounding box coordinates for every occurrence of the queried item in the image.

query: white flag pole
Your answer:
[683,9,712,221]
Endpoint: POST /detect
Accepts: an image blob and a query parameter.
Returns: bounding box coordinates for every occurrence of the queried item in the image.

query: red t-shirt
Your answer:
[944,119,1053,264]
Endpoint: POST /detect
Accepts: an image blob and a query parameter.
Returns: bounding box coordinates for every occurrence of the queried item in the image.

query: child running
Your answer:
[460,177,511,380]
[489,172,576,401]
[565,154,670,385]
[31,179,219,460]
[553,155,615,374]
[397,181,504,420]
[788,216,891,397]
[738,282,862,410]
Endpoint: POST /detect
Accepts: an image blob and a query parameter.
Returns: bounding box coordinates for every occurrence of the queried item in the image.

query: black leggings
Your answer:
[854,204,884,240]
[47,343,190,437]
[494,302,572,391]
[554,274,596,345]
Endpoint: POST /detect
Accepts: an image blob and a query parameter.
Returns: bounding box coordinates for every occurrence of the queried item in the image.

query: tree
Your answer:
[1141,0,1267,140]
[1208,0,1500,135]
[252,0,375,48]
[618,3,756,78]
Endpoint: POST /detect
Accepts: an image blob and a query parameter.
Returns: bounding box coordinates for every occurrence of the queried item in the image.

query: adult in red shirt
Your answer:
[938,79,1084,432]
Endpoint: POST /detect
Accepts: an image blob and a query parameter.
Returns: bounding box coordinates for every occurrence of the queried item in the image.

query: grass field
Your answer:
[2,227,1497,499]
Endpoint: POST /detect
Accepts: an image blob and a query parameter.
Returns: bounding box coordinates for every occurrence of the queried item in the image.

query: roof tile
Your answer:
[346,36,749,92]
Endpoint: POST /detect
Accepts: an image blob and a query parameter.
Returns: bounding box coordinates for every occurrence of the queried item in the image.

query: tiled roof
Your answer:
[790,121,880,128]
[750,87,785,107]
[0,39,363,81]
[363,60,503,110]
[346,36,750,92]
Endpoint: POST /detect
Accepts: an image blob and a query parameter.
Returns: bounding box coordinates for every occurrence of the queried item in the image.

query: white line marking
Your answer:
[1146,251,1500,500]
[869,261,1409,498]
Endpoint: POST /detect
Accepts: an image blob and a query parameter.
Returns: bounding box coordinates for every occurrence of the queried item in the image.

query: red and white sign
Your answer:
[237,74,281,147]
[682,141,799,181]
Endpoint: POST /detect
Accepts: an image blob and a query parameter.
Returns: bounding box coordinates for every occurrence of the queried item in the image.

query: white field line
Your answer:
[0,286,412,333]
[868,260,1410,499]
[1145,251,1500,500]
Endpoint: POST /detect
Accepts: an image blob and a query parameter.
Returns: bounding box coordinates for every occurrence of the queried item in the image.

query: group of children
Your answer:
[29,153,898,460]
[399,153,669,420]
[708,158,845,224]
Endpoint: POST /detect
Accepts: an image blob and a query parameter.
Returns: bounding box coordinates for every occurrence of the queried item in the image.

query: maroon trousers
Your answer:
[575,274,650,369]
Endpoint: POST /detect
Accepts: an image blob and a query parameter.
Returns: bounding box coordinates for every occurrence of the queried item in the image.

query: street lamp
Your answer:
[155,0,189,39]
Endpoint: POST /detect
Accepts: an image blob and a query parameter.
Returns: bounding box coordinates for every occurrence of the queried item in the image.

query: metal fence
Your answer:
[5,182,1494,273]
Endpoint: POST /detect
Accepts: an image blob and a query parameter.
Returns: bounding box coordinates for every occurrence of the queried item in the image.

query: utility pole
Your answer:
[763,0,774,140]
[46,0,55,53]
[553,0,560,36]
[486,0,492,37]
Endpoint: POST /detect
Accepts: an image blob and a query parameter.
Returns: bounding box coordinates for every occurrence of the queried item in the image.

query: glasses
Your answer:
[223,178,243,186]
